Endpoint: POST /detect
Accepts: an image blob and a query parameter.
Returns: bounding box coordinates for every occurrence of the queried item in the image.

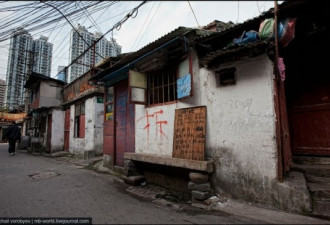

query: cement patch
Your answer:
[29,170,61,181]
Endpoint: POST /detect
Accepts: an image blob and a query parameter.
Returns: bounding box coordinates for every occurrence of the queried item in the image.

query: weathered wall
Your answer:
[199,54,278,204]
[135,52,279,206]
[50,109,64,152]
[92,97,104,155]
[69,97,104,157]
[39,81,62,107]
[135,52,202,156]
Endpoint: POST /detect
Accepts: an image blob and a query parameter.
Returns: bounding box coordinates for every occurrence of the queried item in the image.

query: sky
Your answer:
[0,1,277,80]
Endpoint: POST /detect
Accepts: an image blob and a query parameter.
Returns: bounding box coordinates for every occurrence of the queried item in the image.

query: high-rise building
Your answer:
[33,35,53,77]
[68,24,121,83]
[5,28,33,110]
[5,29,53,110]
[0,79,5,109]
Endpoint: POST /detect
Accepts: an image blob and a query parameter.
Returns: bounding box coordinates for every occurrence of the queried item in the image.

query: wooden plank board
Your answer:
[173,106,206,161]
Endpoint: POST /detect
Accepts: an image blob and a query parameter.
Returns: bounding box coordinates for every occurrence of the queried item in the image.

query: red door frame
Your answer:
[64,108,70,152]
[103,78,135,167]
[274,77,292,182]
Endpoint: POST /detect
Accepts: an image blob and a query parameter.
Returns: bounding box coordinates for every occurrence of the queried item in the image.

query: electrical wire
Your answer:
[134,1,161,51]
[236,1,240,23]
[187,1,200,28]
[130,1,156,52]
[42,1,105,60]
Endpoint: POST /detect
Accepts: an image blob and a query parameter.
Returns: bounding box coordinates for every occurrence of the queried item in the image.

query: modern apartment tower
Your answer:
[5,28,33,110]
[68,24,121,83]
[33,35,53,77]
[5,28,53,110]
[0,79,5,109]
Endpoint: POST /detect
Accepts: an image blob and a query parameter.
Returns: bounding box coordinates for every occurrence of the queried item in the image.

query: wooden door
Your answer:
[64,108,70,152]
[115,79,127,167]
[289,83,330,156]
[114,78,135,167]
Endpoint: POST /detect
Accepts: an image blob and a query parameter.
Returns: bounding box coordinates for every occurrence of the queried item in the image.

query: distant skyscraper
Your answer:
[5,28,33,110]
[57,66,66,83]
[33,35,53,77]
[0,79,5,108]
[5,29,53,110]
[68,24,121,83]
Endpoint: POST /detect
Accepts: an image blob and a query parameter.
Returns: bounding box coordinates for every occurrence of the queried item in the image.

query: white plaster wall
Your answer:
[69,97,104,156]
[135,104,176,156]
[51,109,64,152]
[201,54,277,178]
[135,51,278,204]
[84,98,95,151]
[135,52,202,156]
[94,97,104,154]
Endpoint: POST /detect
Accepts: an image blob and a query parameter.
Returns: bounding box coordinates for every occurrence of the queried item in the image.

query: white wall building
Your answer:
[68,97,104,158]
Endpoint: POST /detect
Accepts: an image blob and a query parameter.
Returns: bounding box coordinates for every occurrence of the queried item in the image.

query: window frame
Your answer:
[74,102,85,138]
[104,86,114,121]
[146,55,193,107]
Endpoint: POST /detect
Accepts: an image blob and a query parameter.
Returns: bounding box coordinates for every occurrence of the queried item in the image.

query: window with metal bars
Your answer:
[147,66,177,105]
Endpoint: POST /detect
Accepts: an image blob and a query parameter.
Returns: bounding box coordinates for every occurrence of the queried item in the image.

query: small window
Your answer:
[216,67,236,86]
[105,87,114,121]
[74,103,85,138]
[129,70,147,104]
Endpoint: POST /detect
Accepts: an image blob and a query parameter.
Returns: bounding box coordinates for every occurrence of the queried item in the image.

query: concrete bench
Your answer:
[124,152,214,173]
[123,152,215,202]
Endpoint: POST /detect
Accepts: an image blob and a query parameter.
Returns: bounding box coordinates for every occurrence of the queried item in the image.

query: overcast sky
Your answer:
[0,1,277,80]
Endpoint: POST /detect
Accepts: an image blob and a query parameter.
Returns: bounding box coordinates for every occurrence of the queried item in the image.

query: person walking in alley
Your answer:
[2,121,21,156]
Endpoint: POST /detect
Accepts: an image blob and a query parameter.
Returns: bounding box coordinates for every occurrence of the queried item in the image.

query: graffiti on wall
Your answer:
[137,109,168,140]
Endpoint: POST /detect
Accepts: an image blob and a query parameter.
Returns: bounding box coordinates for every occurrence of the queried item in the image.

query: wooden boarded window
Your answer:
[74,103,85,138]
[173,106,206,161]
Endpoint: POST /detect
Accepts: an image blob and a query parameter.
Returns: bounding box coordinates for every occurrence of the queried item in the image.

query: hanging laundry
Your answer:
[259,18,275,41]
[233,30,260,45]
[279,18,297,47]
[278,57,286,81]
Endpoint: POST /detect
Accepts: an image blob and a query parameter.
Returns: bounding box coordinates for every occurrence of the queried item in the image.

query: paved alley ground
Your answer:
[0,143,329,224]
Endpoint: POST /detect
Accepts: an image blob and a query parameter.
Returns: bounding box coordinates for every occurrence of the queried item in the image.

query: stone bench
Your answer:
[124,152,214,173]
[123,152,215,202]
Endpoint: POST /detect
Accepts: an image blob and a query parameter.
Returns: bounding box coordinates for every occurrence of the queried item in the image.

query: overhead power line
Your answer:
[187,1,200,28]
[56,1,148,79]
[42,1,105,60]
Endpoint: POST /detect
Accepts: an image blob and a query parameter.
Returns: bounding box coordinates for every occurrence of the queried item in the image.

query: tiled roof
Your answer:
[201,41,269,67]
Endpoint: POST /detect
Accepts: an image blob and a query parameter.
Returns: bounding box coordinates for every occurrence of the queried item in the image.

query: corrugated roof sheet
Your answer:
[91,27,197,81]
